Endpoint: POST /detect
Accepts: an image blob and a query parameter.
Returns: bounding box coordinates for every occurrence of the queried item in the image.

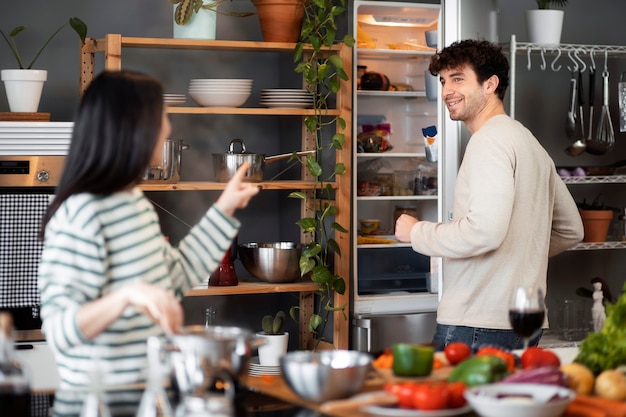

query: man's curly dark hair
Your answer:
[428,39,510,100]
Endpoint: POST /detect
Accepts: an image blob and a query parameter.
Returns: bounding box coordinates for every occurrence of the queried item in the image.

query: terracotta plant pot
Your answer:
[579,209,614,243]
[252,0,304,43]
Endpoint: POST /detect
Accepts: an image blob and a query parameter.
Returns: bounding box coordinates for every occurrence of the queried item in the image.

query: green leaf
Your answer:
[302,243,322,258]
[9,26,25,37]
[288,191,307,200]
[293,42,303,62]
[306,158,322,178]
[334,162,346,175]
[328,54,343,70]
[311,265,333,284]
[289,306,300,324]
[317,63,330,80]
[296,217,318,233]
[69,17,88,45]
[343,34,355,47]
[331,222,349,234]
[332,277,346,295]
[299,257,315,276]
[309,314,322,332]
[328,238,341,256]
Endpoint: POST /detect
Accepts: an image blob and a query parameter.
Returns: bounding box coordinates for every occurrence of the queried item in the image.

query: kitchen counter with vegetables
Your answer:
[243,282,626,417]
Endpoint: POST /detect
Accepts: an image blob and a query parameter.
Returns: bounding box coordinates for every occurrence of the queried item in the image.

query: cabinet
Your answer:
[351,2,441,322]
[79,34,352,349]
[508,34,626,252]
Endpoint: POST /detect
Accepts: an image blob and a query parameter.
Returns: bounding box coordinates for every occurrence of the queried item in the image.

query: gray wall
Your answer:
[3,0,625,341]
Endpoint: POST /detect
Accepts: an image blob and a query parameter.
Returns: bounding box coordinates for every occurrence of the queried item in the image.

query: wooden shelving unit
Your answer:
[79,34,353,349]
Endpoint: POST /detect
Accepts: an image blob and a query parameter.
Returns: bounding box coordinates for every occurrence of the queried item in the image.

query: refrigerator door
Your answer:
[353,312,437,352]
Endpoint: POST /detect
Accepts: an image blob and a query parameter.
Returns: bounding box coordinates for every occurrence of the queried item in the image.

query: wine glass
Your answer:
[509,286,546,350]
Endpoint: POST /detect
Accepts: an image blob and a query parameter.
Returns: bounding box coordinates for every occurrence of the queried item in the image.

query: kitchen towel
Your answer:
[0,194,52,308]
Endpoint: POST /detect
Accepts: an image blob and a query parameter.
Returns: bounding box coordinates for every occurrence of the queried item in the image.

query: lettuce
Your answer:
[574,281,626,375]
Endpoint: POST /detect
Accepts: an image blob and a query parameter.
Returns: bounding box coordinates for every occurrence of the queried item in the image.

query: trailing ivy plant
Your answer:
[288,0,354,350]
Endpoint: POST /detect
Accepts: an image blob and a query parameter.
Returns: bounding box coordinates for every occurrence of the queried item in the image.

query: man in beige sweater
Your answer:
[395,40,584,351]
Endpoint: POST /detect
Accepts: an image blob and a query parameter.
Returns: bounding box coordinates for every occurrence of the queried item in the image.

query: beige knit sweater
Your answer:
[410,115,584,329]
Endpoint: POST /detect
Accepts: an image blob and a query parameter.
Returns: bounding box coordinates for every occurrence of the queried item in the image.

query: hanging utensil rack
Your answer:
[507,34,626,119]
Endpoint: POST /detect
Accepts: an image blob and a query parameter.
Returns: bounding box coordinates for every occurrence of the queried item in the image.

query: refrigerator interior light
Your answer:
[357,6,439,28]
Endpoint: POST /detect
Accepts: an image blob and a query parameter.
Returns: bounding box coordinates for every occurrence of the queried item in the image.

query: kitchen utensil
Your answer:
[619,71,626,132]
[587,70,615,155]
[212,138,314,182]
[565,72,577,139]
[141,139,189,183]
[280,350,373,403]
[166,325,265,397]
[565,70,587,156]
[238,242,302,283]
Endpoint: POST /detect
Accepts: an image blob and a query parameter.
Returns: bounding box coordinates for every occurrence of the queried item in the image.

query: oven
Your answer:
[1,122,71,416]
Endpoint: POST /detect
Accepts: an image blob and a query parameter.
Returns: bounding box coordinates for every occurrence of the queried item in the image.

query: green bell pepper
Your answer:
[447,355,509,386]
[392,343,434,377]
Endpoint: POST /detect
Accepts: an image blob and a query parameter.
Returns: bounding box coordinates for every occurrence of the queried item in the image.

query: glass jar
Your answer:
[394,205,417,226]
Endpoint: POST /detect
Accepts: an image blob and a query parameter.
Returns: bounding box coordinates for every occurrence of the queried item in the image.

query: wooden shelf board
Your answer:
[187,280,318,296]
[138,180,336,191]
[167,107,340,116]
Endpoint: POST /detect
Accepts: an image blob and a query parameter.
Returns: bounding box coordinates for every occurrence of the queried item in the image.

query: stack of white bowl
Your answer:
[163,93,186,106]
[188,79,253,107]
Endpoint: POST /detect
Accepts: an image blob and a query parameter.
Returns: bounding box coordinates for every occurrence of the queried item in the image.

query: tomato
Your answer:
[476,346,516,373]
[446,381,467,408]
[396,382,418,409]
[413,382,449,410]
[444,342,472,365]
[521,347,560,369]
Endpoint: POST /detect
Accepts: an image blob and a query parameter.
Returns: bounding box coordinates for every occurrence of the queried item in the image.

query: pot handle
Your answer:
[264,149,315,164]
[227,138,247,154]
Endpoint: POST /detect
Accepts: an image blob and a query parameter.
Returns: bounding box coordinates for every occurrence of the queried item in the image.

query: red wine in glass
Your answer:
[509,286,545,349]
[509,309,545,338]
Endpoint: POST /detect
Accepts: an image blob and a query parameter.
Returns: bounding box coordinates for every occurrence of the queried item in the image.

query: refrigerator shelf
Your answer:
[569,241,626,251]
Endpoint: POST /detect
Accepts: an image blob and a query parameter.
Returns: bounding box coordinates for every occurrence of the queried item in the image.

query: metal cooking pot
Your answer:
[142,139,189,184]
[212,138,314,182]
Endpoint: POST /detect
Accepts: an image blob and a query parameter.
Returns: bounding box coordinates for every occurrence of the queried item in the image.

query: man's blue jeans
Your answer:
[432,324,543,352]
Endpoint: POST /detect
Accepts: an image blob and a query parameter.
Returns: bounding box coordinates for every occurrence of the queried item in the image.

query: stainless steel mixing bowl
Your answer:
[238,242,302,283]
[280,350,373,403]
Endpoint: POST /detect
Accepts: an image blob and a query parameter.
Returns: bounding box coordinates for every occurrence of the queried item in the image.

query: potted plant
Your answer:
[526,0,569,45]
[169,0,253,40]
[578,194,615,243]
[286,0,354,351]
[251,0,305,43]
[0,17,87,113]
[256,311,289,366]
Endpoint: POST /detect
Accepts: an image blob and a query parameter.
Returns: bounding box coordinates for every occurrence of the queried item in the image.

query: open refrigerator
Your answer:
[350,0,499,352]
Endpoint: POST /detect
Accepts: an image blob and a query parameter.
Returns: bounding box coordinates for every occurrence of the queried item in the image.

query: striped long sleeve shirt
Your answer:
[38,187,239,416]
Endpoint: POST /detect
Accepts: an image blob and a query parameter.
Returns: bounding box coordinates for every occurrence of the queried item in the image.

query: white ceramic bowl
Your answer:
[465,383,575,417]
[189,90,251,107]
[189,78,253,84]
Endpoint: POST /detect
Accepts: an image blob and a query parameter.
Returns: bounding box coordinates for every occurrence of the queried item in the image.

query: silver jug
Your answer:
[142,139,189,184]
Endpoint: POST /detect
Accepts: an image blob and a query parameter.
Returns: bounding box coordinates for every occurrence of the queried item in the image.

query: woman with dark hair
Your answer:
[38,70,259,416]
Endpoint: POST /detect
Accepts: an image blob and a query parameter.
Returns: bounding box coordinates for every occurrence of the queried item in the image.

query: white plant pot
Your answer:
[1,69,47,112]
[256,332,288,366]
[526,9,564,46]
[173,5,217,40]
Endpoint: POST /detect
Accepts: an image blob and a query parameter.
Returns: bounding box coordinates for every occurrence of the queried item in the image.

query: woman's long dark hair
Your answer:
[40,70,164,239]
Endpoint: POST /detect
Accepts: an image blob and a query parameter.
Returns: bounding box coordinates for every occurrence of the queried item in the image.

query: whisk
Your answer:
[589,69,615,155]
